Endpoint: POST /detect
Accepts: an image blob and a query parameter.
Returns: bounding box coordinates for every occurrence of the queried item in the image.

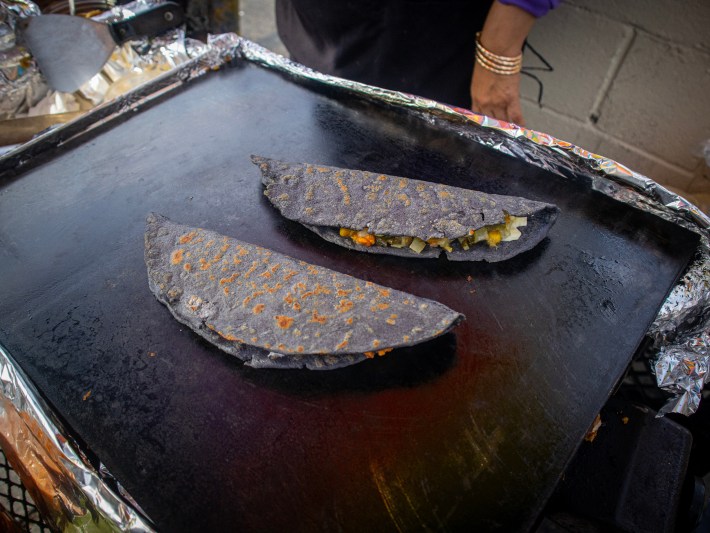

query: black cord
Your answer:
[521,40,553,105]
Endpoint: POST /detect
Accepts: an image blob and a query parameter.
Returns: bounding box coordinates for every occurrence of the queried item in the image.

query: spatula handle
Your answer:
[109,2,185,44]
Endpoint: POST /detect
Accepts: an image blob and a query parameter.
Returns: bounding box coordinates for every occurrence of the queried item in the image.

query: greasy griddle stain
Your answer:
[145,214,464,370]
[253,155,559,262]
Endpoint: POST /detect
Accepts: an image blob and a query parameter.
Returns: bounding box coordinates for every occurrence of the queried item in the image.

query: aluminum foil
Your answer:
[655,327,709,416]
[0,342,154,532]
[0,0,48,119]
[214,35,710,415]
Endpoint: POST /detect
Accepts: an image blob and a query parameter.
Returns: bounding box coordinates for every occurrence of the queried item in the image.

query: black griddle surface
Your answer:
[0,63,699,532]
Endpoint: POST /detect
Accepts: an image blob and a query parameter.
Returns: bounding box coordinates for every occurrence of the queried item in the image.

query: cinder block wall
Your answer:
[520,0,710,212]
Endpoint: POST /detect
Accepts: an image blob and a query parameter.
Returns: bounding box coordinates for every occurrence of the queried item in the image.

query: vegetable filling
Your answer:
[338,214,528,253]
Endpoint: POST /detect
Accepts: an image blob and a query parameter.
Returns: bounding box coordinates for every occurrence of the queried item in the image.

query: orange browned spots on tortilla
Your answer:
[296,346,304,353]
[397,193,411,207]
[371,302,390,312]
[415,183,426,192]
[223,286,230,295]
[253,303,265,314]
[178,231,197,244]
[335,331,353,351]
[284,293,295,306]
[302,284,332,299]
[337,289,352,297]
[232,255,242,265]
[295,282,307,292]
[377,174,387,181]
[398,178,407,189]
[277,343,287,351]
[198,258,211,271]
[403,335,411,342]
[204,239,215,248]
[263,282,284,294]
[305,165,315,174]
[305,185,315,201]
[373,339,381,348]
[386,314,398,325]
[259,270,272,279]
[304,207,314,216]
[307,265,320,275]
[367,191,377,201]
[377,288,391,298]
[184,263,192,272]
[364,351,375,359]
[283,270,298,281]
[437,189,452,199]
[242,290,265,307]
[377,348,393,357]
[171,249,184,264]
[236,246,249,257]
[209,274,216,281]
[243,262,259,278]
[220,272,239,285]
[346,317,354,325]
[309,310,328,324]
[337,299,354,313]
[334,177,351,205]
[292,301,301,311]
[218,331,241,342]
[275,315,294,329]
[251,337,259,343]
[264,342,272,349]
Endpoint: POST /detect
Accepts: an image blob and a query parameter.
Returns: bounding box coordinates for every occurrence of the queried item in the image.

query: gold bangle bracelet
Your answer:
[474,32,523,75]
[475,52,522,71]
[475,32,523,65]
[475,55,521,75]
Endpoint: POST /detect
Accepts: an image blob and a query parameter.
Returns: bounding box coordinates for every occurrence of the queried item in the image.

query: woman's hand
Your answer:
[471,1,535,126]
[471,66,524,125]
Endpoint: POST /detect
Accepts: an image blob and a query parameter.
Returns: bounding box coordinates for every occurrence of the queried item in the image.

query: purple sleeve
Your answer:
[498,0,561,18]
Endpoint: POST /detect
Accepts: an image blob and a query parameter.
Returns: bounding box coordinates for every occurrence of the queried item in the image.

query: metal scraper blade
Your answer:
[21,14,117,93]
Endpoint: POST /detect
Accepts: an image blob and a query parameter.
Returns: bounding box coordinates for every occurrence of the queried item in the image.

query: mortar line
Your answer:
[589,27,637,123]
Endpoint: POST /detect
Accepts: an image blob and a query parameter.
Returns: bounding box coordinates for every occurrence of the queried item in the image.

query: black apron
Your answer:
[275,0,493,109]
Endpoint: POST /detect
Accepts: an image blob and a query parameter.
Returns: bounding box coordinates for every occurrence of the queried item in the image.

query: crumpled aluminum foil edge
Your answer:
[0,341,155,532]
[210,35,710,416]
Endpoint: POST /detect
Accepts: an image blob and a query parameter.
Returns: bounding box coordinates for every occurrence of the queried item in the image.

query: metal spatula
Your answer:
[19,2,185,93]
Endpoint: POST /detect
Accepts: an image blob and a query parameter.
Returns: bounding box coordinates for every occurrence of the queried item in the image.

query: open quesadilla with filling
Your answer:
[145,214,464,370]
[253,155,559,262]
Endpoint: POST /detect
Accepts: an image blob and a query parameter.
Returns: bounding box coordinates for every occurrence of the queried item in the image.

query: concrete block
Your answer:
[595,137,695,192]
[595,33,710,171]
[520,4,630,121]
[240,0,288,56]
[520,100,602,152]
[566,0,710,50]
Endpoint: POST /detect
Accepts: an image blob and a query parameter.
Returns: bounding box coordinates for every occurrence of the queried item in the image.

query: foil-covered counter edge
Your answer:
[216,35,710,416]
[0,341,155,532]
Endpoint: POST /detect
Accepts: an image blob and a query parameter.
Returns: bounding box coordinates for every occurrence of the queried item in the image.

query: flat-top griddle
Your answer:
[0,62,699,531]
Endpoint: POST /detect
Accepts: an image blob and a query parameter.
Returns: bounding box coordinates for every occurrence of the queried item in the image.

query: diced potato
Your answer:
[339,228,354,237]
[409,237,427,254]
[502,226,522,242]
[509,216,527,228]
